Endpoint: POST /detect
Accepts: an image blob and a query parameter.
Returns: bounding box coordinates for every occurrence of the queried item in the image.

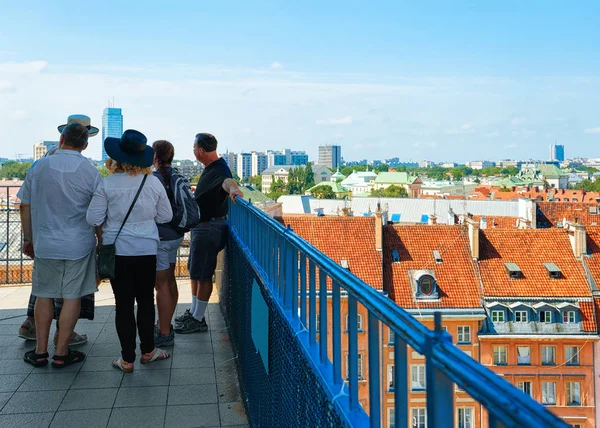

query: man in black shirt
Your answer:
[175,133,243,334]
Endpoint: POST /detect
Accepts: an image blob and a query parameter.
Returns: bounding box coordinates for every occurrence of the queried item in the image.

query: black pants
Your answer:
[111,255,156,362]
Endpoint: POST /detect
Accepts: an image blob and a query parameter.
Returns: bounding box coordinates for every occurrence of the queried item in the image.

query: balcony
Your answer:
[0,184,569,427]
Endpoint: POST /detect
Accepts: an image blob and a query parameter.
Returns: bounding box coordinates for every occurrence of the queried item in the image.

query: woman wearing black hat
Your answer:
[87,130,173,372]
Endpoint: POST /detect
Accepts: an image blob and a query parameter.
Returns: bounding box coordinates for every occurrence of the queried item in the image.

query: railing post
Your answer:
[426,312,454,428]
[332,281,341,382]
[368,312,381,428]
[309,260,317,347]
[348,294,359,410]
[291,246,298,320]
[394,331,408,428]
[300,253,307,327]
[319,269,328,364]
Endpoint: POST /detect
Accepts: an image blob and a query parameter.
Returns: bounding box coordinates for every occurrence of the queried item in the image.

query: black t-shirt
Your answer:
[194,158,232,221]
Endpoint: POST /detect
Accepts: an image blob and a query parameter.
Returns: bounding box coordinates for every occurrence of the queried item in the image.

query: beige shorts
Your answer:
[32,249,98,299]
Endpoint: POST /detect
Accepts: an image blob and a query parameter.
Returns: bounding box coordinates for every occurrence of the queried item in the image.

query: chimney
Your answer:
[375,211,383,252]
[448,208,456,225]
[567,222,587,259]
[428,214,437,225]
[480,217,487,229]
[517,218,532,229]
[465,218,479,259]
[341,207,350,217]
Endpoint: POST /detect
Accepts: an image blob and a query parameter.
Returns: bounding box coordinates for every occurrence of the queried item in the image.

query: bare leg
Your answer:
[156,266,178,336]
[55,298,81,358]
[34,298,53,355]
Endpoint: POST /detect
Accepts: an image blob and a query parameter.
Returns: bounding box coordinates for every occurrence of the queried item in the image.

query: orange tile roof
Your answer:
[479,229,592,298]
[537,202,600,228]
[277,215,383,290]
[580,301,597,332]
[471,215,519,229]
[383,225,482,309]
[584,225,600,289]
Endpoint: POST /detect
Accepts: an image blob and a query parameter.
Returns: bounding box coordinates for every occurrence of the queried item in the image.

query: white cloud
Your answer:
[0,61,48,74]
[584,127,600,134]
[447,123,475,135]
[412,141,439,149]
[316,116,353,125]
[270,62,283,70]
[11,109,28,120]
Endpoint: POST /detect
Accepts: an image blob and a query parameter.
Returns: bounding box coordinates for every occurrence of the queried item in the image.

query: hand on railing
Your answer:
[229,188,244,204]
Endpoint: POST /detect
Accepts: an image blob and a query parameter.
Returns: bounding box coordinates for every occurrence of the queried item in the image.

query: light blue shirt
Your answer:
[86,173,172,256]
[17,149,101,260]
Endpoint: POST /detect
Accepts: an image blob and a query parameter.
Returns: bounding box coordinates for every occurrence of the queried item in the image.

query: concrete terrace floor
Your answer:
[0,280,248,428]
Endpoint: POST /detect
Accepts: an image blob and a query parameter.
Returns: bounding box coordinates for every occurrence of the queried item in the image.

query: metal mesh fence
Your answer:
[0,203,32,285]
[222,231,346,428]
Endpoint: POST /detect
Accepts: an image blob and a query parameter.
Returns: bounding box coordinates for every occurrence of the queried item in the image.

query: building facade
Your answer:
[222,152,237,175]
[33,141,58,161]
[318,145,342,169]
[551,144,566,162]
[251,152,269,177]
[102,107,123,162]
[262,165,332,193]
[237,153,252,180]
[172,159,204,182]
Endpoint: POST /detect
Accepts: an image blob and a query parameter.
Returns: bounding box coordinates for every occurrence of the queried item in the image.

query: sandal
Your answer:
[24,349,49,367]
[52,349,86,369]
[140,348,170,365]
[112,357,134,373]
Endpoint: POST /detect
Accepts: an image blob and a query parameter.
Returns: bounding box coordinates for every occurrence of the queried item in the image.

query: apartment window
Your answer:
[491,310,505,322]
[542,382,556,405]
[411,408,426,428]
[515,311,528,323]
[565,346,580,365]
[457,326,471,344]
[539,311,552,323]
[566,382,581,406]
[387,365,394,391]
[493,346,508,365]
[517,346,531,365]
[345,354,364,380]
[345,314,363,332]
[388,408,395,428]
[563,311,576,324]
[411,365,426,390]
[517,381,532,397]
[542,346,555,365]
[389,329,395,345]
[457,407,473,428]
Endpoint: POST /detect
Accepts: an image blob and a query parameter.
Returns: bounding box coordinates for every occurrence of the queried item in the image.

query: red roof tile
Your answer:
[537,202,600,228]
[471,215,519,229]
[479,229,591,298]
[383,225,482,309]
[580,301,597,333]
[277,215,383,290]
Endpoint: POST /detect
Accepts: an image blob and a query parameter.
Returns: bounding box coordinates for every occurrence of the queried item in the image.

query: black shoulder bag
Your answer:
[97,175,147,280]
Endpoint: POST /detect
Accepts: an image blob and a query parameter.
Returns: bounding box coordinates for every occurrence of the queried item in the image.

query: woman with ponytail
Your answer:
[152,140,184,347]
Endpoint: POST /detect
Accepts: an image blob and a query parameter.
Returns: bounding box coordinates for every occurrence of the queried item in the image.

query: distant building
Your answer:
[33,141,59,161]
[345,159,368,167]
[267,149,309,167]
[173,160,204,182]
[318,145,342,169]
[442,162,457,168]
[497,160,523,169]
[467,160,495,170]
[373,172,423,198]
[251,152,268,177]
[237,153,253,180]
[102,107,123,162]
[262,165,332,193]
[550,144,565,162]
[222,152,237,174]
[419,160,435,168]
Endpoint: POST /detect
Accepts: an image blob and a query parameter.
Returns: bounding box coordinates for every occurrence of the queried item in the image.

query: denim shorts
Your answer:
[188,220,228,281]
[156,237,184,271]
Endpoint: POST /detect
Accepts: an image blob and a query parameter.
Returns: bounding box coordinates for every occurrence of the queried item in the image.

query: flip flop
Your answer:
[52,349,86,369]
[112,357,134,373]
[140,348,170,365]
[24,349,49,367]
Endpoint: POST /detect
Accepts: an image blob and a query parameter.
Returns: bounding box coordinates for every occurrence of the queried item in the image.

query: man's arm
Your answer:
[222,178,244,203]
[20,204,34,258]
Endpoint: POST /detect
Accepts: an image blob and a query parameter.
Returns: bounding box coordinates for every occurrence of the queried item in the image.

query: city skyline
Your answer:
[0,2,599,162]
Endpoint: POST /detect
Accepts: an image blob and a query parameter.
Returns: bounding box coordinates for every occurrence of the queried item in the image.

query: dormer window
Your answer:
[433,250,443,264]
[392,250,400,263]
[504,263,522,279]
[515,311,528,323]
[539,311,552,323]
[491,310,505,322]
[563,311,576,324]
[543,263,562,279]
[420,276,434,295]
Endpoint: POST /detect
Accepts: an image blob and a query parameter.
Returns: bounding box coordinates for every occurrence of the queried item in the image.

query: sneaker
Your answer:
[154,325,175,347]
[18,318,36,341]
[174,317,208,334]
[174,309,193,324]
[53,332,88,347]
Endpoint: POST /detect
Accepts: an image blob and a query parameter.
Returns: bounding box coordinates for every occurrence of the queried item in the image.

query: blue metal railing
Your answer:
[226,198,567,428]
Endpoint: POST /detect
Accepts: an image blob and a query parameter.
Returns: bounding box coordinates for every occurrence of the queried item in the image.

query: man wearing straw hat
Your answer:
[17,114,101,350]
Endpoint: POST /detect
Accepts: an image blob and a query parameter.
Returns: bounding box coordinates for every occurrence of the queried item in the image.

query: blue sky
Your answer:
[0,1,599,162]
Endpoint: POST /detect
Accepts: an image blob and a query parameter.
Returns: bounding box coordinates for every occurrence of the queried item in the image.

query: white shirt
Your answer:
[17,149,101,260]
[86,173,173,256]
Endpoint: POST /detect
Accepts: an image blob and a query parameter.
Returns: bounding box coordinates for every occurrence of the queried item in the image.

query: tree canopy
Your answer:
[310,185,336,199]
[0,161,31,180]
[370,185,408,198]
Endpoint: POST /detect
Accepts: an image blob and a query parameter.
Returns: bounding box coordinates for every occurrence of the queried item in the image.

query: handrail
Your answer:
[229,197,568,428]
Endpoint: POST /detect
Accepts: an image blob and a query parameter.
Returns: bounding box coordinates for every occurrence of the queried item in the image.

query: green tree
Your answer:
[374,164,389,173]
[98,166,110,178]
[248,175,262,190]
[370,185,408,198]
[0,161,31,180]
[267,178,287,200]
[310,185,336,199]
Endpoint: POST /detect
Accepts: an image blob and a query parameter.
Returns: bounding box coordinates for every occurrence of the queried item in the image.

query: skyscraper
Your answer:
[237,153,252,180]
[102,107,123,162]
[550,144,565,162]
[318,145,342,169]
